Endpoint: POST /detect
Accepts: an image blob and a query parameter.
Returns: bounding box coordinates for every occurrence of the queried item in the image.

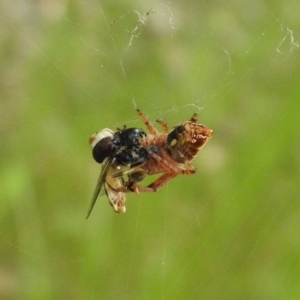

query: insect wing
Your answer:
[86,156,114,219]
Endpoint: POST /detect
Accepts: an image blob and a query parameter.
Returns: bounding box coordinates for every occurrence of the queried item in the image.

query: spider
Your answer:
[87,109,213,217]
[112,109,213,194]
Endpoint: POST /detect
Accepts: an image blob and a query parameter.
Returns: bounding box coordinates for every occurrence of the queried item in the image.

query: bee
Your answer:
[87,109,213,217]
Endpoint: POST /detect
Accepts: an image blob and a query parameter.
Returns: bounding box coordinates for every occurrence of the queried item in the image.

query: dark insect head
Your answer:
[89,128,115,163]
[89,127,149,167]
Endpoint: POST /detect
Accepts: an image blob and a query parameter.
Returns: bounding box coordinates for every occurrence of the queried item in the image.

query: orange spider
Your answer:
[113,109,213,193]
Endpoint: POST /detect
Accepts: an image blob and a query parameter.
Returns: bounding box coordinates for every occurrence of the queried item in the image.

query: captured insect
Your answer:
[87,127,157,217]
[87,109,213,218]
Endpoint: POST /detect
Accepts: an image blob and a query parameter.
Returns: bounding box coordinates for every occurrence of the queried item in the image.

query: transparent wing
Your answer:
[86,156,114,219]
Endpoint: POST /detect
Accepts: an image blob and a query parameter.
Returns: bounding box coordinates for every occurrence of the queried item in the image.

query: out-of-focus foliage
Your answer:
[1,1,300,299]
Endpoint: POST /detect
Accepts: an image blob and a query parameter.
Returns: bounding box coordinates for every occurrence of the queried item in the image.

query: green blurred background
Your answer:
[1,1,300,299]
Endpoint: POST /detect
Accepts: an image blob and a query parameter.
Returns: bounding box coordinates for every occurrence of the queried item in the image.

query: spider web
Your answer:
[1,1,300,299]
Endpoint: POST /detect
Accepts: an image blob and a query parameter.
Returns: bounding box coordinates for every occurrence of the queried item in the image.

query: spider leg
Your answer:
[147,150,196,175]
[116,125,127,131]
[110,182,141,194]
[109,167,147,194]
[167,148,196,173]
[190,113,198,122]
[108,175,141,194]
[156,118,168,133]
[111,163,146,179]
[137,109,159,134]
[124,149,196,194]
[133,173,177,192]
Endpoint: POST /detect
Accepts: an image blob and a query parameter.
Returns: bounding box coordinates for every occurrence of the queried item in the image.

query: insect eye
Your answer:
[92,136,114,163]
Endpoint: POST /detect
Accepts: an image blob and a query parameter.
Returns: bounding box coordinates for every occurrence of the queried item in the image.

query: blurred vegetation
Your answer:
[1,1,300,299]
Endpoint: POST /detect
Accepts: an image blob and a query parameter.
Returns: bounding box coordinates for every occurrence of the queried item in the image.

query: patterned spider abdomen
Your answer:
[167,121,213,163]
